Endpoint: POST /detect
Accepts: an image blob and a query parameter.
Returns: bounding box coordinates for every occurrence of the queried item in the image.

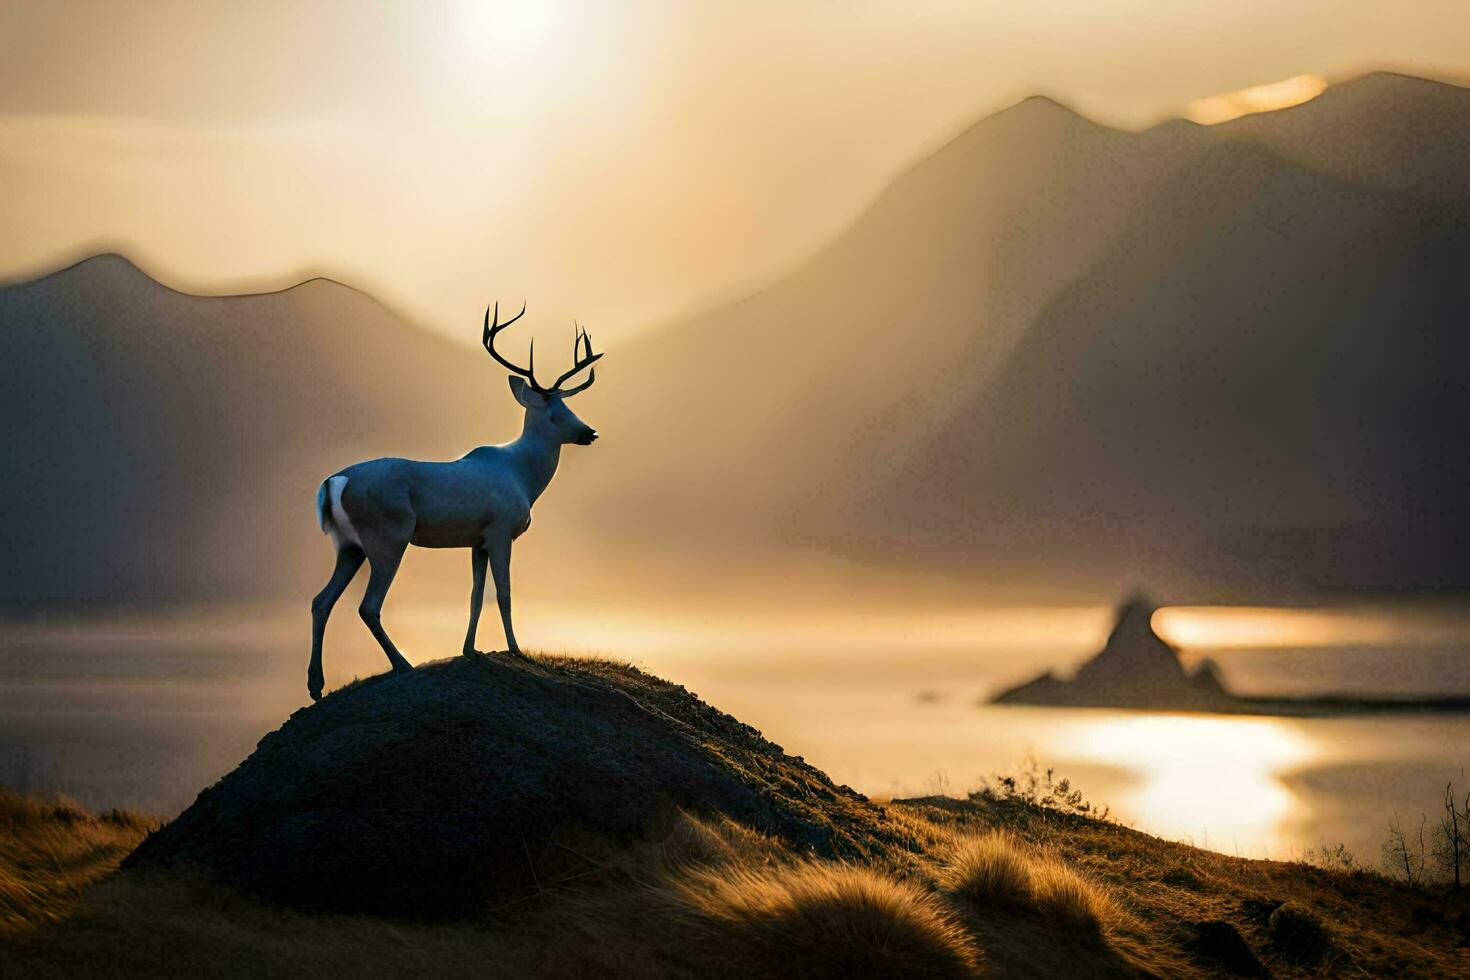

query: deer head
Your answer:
[483,302,602,446]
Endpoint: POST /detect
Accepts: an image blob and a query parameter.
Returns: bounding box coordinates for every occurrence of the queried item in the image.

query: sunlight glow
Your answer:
[396,602,1114,661]
[1051,714,1320,853]
[1184,74,1328,124]
[1153,605,1470,650]
[454,0,567,59]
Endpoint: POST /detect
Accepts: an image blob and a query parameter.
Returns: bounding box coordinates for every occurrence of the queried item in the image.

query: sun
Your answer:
[453,0,567,61]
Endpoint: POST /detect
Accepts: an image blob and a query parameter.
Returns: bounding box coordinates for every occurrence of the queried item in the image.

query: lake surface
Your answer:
[2,601,1468,865]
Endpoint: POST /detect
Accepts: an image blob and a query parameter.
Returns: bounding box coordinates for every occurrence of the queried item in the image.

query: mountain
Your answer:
[4,72,1468,606]
[0,255,505,604]
[1220,71,1470,207]
[564,71,1470,599]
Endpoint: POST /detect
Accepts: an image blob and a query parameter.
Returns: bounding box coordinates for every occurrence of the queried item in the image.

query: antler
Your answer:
[483,302,539,388]
[550,323,602,397]
[483,305,602,396]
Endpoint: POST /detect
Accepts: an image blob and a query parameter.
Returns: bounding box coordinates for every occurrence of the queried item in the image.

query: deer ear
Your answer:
[508,376,548,408]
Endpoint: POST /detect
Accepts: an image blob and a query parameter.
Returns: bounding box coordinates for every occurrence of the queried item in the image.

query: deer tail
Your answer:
[317,475,361,551]
[316,479,331,532]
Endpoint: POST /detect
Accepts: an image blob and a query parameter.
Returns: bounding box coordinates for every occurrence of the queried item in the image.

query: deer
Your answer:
[306,303,602,701]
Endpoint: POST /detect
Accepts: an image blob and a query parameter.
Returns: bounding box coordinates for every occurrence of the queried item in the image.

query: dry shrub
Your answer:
[0,787,156,934]
[942,830,1117,935]
[940,830,1035,909]
[1025,859,1116,933]
[1268,901,1330,963]
[660,860,982,977]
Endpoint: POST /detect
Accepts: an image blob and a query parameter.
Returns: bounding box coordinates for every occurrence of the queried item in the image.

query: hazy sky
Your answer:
[2,1,1468,343]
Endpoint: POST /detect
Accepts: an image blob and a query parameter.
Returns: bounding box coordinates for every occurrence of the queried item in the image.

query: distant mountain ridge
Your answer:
[0,254,504,603]
[562,70,1470,599]
[3,71,1468,605]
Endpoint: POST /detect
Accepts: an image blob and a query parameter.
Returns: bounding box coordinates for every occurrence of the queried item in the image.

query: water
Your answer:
[2,601,1468,865]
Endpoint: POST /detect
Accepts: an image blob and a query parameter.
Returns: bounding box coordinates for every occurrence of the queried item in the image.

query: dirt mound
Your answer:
[123,653,894,914]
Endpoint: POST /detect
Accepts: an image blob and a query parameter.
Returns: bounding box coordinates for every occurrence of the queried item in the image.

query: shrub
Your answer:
[1301,842,1358,874]
[972,757,1110,821]
[1268,901,1330,962]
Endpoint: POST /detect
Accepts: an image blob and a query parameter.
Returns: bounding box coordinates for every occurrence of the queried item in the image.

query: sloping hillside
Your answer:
[1221,71,1470,207]
[858,135,1470,594]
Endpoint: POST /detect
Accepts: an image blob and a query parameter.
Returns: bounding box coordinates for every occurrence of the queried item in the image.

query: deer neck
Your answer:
[507,423,562,503]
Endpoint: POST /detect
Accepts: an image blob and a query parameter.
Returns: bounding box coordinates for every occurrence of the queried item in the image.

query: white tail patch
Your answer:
[322,475,362,551]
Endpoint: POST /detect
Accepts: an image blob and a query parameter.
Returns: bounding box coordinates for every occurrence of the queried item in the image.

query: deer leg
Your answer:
[463,545,487,656]
[359,543,413,674]
[308,546,365,701]
[486,536,520,655]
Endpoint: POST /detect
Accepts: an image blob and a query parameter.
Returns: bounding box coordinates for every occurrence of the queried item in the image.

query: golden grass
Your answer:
[659,860,982,978]
[0,787,155,935]
[907,795,1470,978]
[1024,856,1118,932]
[941,830,1119,934]
[3,789,1466,978]
[940,831,1034,908]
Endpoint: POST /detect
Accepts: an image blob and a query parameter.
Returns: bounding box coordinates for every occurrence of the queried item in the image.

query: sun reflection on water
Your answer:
[1046,713,1321,853]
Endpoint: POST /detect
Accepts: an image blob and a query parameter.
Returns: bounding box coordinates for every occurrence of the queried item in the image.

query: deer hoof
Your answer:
[308,687,322,702]
[461,646,480,658]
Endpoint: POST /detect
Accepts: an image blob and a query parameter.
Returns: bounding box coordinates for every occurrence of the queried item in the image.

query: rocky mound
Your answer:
[124,653,894,914]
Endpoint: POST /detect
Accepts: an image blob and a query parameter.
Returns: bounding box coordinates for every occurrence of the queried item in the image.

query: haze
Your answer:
[3,0,1469,343]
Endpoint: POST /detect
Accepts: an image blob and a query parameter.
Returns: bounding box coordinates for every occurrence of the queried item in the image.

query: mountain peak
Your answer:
[2,251,155,292]
[1334,69,1469,97]
[993,93,1096,127]
[1,251,375,307]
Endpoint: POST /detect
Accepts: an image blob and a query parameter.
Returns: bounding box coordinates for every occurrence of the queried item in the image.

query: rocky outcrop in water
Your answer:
[992,594,1234,711]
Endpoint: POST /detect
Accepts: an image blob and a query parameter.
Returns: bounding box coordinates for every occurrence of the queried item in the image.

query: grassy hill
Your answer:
[2,653,1466,977]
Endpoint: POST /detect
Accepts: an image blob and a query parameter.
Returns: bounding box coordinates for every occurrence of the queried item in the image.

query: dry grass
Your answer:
[941,830,1119,933]
[1025,856,1119,932]
[658,860,981,978]
[940,831,1035,909]
[0,788,155,935]
[908,794,1470,977]
[4,789,1469,977]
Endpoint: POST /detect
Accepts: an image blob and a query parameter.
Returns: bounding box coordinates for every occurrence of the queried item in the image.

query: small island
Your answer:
[991,594,1470,716]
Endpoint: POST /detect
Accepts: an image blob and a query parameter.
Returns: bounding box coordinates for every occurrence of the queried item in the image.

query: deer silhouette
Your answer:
[307,303,602,701]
